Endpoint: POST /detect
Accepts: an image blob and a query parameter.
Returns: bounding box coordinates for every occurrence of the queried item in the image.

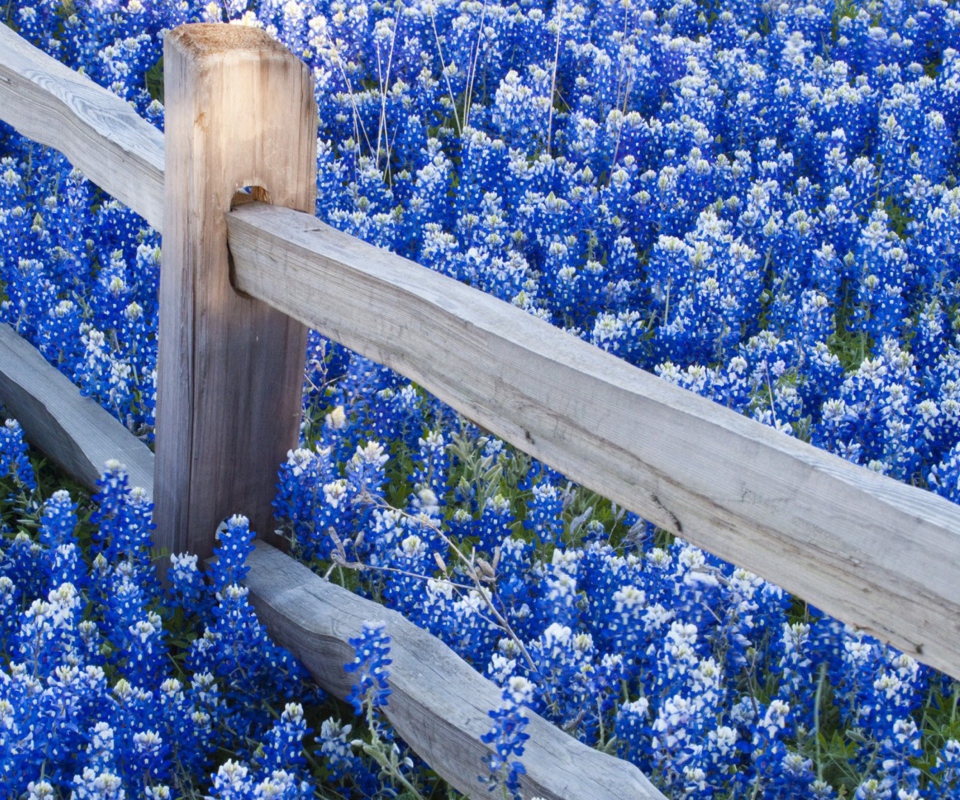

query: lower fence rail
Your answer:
[244,540,663,800]
[0,323,155,496]
[0,321,665,800]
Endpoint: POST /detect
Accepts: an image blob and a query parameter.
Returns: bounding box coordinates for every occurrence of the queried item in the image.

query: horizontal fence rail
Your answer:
[226,201,960,680]
[0,323,155,495]
[0,320,664,800]
[0,23,165,231]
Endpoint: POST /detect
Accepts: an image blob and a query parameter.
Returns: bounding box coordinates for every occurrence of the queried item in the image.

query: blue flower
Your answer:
[344,620,393,716]
[480,677,533,799]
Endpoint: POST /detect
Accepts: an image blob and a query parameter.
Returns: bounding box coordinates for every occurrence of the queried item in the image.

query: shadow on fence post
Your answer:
[154,24,317,563]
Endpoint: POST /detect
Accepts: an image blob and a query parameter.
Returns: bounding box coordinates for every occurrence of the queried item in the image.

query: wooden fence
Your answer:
[2,19,960,798]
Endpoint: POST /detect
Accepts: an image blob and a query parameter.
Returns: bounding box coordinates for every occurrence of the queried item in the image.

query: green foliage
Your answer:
[884,195,913,240]
[828,280,873,373]
[830,0,864,41]
[146,56,164,104]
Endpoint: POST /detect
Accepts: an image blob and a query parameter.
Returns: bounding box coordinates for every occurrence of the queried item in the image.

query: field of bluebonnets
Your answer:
[4,0,960,796]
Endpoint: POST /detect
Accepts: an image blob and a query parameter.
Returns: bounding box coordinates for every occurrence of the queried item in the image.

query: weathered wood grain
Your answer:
[227,201,960,681]
[0,23,164,231]
[154,26,315,562]
[243,539,665,800]
[0,323,154,496]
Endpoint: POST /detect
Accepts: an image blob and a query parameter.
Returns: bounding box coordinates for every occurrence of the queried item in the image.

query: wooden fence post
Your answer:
[155,24,316,562]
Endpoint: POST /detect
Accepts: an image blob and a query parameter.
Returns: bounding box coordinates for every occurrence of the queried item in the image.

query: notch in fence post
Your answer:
[155,24,316,564]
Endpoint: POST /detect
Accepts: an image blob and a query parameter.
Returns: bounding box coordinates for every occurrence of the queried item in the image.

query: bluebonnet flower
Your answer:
[15,582,85,678]
[472,494,516,555]
[317,716,356,784]
[37,297,83,375]
[345,620,393,716]
[274,445,334,558]
[10,1,960,796]
[209,514,255,595]
[38,489,84,590]
[166,551,212,621]
[261,702,311,774]
[0,419,38,498]
[380,529,436,619]
[90,460,155,573]
[523,481,563,546]
[481,676,533,799]
[616,697,652,772]
[315,715,379,795]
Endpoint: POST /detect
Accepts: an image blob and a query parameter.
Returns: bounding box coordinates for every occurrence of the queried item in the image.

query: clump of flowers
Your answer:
[0,421,318,796]
[6,0,960,795]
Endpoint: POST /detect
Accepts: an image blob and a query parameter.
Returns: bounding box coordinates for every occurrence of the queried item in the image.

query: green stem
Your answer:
[814,662,827,782]
[364,697,428,800]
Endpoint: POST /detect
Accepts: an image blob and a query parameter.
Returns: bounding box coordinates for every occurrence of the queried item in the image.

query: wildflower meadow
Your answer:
[3,0,960,796]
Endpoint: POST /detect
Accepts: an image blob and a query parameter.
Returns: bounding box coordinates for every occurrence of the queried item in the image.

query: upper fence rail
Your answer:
[3,20,960,691]
[0,24,164,231]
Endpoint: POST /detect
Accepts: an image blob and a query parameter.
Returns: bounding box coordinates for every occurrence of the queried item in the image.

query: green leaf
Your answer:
[146,56,164,104]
